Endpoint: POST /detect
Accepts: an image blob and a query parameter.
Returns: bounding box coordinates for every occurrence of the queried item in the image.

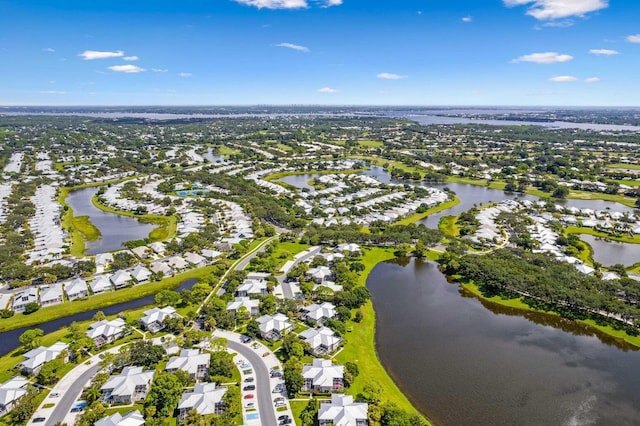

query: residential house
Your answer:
[166,256,189,272]
[95,410,145,426]
[299,327,342,356]
[150,260,173,277]
[86,318,127,347]
[140,306,178,333]
[94,253,114,272]
[0,377,29,413]
[110,270,132,288]
[201,249,222,260]
[236,278,268,297]
[39,283,63,307]
[306,266,333,284]
[12,288,38,313]
[184,252,206,267]
[130,265,152,283]
[101,366,155,404]
[337,243,361,254]
[149,242,166,256]
[90,275,113,294]
[131,246,151,259]
[19,342,69,375]
[256,313,293,341]
[226,297,259,317]
[65,277,89,300]
[302,302,336,325]
[177,383,227,421]
[318,394,368,426]
[166,349,210,380]
[302,359,344,393]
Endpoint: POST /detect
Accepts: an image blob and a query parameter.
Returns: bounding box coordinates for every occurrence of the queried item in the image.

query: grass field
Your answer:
[393,196,461,226]
[438,215,460,237]
[566,226,640,245]
[334,247,428,423]
[357,140,384,148]
[263,168,365,182]
[72,216,101,241]
[0,267,215,333]
[607,163,640,171]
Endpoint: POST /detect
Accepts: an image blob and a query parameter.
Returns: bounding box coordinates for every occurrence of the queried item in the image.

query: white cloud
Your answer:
[318,87,338,93]
[79,50,124,60]
[42,48,55,52]
[377,72,407,80]
[152,68,168,73]
[233,0,307,9]
[123,56,139,61]
[539,20,574,28]
[585,77,601,83]
[323,0,342,6]
[550,75,578,82]
[512,52,573,64]
[503,0,608,20]
[276,42,309,52]
[40,90,65,94]
[627,34,640,43]
[589,49,619,55]
[179,72,192,77]
[108,64,145,73]
[462,16,473,22]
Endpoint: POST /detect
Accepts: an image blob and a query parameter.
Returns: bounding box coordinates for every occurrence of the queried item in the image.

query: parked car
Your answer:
[244,377,254,383]
[240,335,252,343]
[245,402,255,409]
[270,369,282,377]
[33,418,46,423]
[272,384,283,393]
[243,394,254,399]
[243,385,256,391]
[278,414,290,422]
[280,419,292,425]
[50,393,60,398]
[262,351,270,357]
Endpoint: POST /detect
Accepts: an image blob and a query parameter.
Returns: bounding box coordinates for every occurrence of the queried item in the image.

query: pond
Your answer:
[0,278,199,358]
[580,234,640,267]
[66,188,157,255]
[204,147,225,163]
[368,258,640,426]
[276,174,323,191]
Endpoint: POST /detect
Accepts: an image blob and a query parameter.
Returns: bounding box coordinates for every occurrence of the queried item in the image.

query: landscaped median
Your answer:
[0,267,215,333]
[334,247,430,424]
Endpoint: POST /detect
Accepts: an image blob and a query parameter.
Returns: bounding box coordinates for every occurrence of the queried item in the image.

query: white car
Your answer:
[245,402,255,409]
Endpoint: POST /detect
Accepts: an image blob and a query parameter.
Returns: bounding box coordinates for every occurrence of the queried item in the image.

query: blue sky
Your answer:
[1,0,639,106]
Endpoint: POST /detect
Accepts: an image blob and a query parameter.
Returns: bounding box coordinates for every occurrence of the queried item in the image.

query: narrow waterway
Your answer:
[0,279,199,358]
[66,187,156,254]
[368,258,640,426]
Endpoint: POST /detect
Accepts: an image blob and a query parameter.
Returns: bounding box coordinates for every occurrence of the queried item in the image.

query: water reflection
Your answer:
[368,258,640,425]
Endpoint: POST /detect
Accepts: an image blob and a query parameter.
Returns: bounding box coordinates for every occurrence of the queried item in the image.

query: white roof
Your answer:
[257,313,292,334]
[303,302,336,321]
[101,366,155,398]
[86,318,126,340]
[21,342,68,370]
[90,275,113,292]
[178,383,227,415]
[302,358,344,388]
[318,394,368,426]
[0,377,29,407]
[65,277,88,295]
[95,410,145,426]
[130,265,152,281]
[111,270,132,286]
[40,283,63,303]
[141,306,177,327]
[299,327,341,351]
[166,349,210,376]
[226,297,259,312]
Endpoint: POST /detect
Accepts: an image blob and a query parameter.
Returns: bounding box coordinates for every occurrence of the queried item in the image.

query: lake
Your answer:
[0,278,199,358]
[65,187,156,254]
[580,234,640,267]
[368,258,640,426]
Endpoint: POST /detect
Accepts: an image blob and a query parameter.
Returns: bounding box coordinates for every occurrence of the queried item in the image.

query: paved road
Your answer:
[43,363,100,426]
[279,246,321,299]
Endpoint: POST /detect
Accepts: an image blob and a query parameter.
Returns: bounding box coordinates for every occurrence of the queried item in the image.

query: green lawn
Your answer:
[72,216,101,241]
[0,267,215,332]
[334,247,428,422]
[357,140,384,148]
[566,226,640,245]
[438,215,460,237]
[263,168,365,182]
[607,163,640,171]
[393,196,461,226]
[270,242,311,269]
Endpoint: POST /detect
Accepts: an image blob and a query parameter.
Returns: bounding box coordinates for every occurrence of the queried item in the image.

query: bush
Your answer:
[23,302,40,314]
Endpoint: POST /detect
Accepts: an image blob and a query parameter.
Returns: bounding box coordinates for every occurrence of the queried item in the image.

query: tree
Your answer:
[92,311,106,321]
[552,186,569,199]
[155,290,181,307]
[283,356,303,397]
[84,386,102,404]
[10,387,39,424]
[336,306,352,322]
[122,340,165,368]
[23,302,40,314]
[37,358,64,385]
[19,328,43,350]
[209,351,236,379]
[145,373,184,417]
[363,380,383,404]
[183,409,205,426]
[222,386,241,419]
[299,398,319,426]
[245,320,261,339]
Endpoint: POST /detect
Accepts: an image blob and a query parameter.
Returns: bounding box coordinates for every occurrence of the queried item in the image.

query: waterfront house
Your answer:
[318,394,368,426]
[130,265,152,283]
[184,252,206,267]
[90,275,113,294]
[149,260,173,277]
[299,327,342,356]
[86,318,127,347]
[65,277,89,300]
[110,270,132,288]
[11,288,38,313]
[302,359,344,393]
[140,306,178,333]
[39,283,63,307]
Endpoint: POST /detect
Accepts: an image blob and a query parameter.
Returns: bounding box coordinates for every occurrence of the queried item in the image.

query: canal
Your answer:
[0,279,199,358]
